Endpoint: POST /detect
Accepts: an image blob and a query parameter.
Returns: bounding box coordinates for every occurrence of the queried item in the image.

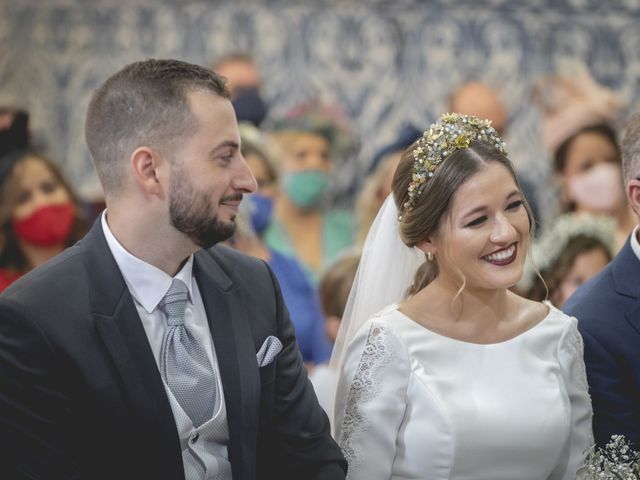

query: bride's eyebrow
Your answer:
[459,189,521,219]
[506,190,521,200]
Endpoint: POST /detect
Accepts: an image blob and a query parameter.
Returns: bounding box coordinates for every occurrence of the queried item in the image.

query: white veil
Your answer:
[330,194,425,371]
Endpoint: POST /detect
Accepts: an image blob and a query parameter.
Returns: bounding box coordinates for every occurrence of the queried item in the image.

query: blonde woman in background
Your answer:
[355,125,420,247]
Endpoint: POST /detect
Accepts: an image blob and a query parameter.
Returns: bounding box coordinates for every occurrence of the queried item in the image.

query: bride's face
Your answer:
[430,162,530,292]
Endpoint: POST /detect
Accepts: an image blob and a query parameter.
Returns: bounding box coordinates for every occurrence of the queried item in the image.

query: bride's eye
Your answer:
[465,215,487,228]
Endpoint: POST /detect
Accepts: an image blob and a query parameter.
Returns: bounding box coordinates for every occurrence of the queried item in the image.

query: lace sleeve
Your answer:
[333,318,410,480]
[549,315,594,480]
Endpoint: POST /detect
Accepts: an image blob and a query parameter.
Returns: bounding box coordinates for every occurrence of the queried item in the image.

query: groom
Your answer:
[0,59,346,479]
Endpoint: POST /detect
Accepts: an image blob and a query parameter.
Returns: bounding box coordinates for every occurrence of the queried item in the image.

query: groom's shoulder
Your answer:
[563,262,620,330]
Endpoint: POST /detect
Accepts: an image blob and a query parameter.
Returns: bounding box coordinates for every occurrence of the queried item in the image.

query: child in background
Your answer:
[519,213,616,308]
[310,252,360,421]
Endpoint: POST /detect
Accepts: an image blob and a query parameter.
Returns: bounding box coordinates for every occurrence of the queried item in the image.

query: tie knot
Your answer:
[159,279,189,326]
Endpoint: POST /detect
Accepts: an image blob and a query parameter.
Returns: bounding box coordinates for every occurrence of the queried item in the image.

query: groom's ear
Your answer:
[627,178,640,218]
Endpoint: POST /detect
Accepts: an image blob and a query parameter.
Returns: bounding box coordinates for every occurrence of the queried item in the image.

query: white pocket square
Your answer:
[256,335,282,367]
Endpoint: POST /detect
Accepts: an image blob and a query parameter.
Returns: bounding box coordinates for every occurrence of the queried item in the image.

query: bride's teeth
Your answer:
[484,245,515,261]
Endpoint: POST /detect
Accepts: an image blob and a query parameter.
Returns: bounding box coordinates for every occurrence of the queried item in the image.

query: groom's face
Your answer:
[168,90,257,248]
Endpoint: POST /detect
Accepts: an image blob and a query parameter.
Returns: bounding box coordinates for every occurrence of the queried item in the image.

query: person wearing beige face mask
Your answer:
[555,124,635,251]
[533,65,635,252]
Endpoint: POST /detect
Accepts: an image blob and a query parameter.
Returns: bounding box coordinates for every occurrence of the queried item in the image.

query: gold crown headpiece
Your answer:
[402,113,507,215]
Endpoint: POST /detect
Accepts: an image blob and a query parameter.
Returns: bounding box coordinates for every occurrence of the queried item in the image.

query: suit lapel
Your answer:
[611,238,640,335]
[194,249,259,480]
[81,220,182,472]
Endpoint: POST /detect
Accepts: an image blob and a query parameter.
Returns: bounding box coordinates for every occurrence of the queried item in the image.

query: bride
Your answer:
[332,113,593,479]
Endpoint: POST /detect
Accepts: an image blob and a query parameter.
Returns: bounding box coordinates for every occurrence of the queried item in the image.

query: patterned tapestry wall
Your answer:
[2,0,640,225]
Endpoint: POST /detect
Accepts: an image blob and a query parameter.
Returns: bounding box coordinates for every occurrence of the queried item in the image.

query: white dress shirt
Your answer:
[101,212,231,479]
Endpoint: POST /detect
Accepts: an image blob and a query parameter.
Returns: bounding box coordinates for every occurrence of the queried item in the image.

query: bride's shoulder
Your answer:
[371,303,401,320]
[511,294,578,334]
[351,304,400,335]
[349,303,405,344]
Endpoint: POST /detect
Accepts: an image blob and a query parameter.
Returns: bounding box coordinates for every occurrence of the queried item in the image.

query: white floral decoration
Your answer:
[518,213,617,292]
[577,434,640,479]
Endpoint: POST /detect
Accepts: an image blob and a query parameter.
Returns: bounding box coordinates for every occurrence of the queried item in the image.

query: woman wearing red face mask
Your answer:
[0,150,88,292]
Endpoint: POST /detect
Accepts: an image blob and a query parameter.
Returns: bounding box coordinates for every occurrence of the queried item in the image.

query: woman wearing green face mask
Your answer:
[263,127,354,284]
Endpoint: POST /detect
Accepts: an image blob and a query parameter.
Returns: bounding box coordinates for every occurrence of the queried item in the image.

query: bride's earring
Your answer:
[427,251,434,262]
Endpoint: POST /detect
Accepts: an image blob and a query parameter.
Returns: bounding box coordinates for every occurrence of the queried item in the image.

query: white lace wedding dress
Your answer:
[334,303,593,480]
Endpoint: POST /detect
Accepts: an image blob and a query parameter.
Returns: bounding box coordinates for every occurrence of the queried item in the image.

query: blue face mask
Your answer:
[232,87,268,127]
[249,192,274,235]
[282,170,330,210]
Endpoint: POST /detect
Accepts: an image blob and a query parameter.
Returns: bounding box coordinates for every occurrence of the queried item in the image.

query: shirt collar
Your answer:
[101,211,195,313]
[630,225,640,263]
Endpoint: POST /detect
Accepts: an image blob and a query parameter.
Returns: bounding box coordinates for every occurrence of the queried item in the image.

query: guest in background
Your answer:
[212,52,268,127]
[356,125,420,246]
[309,252,360,420]
[0,149,88,291]
[564,112,640,449]
[229,122,332,367]
[449,81,508,134]
[0,107,30,156]
[533,64,634,250]
[519,213,615,308]
[265,104,355,284]
[449,80,541,225]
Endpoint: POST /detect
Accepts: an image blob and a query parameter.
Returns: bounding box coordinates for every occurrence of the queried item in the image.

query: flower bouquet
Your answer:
[577,435,640,479]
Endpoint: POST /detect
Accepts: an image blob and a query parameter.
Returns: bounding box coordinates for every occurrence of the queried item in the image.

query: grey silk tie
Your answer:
[159,279,217,427]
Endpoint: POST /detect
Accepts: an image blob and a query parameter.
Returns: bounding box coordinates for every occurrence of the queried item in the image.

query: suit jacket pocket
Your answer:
[259,361,277,386]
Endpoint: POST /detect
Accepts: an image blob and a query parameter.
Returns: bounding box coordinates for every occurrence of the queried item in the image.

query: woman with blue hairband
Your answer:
[332,113,593,479]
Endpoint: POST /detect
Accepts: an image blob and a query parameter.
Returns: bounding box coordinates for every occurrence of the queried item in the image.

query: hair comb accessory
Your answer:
[403,113,506,215]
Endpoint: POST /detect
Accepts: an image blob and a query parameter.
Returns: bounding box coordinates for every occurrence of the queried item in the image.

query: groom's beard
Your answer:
[169,166,238,249]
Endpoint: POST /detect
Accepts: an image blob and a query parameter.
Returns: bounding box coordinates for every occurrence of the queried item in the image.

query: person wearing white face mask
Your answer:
[533,65,635,252]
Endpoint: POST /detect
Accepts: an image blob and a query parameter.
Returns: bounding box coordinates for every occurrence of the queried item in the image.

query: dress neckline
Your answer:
[390,301,556,346]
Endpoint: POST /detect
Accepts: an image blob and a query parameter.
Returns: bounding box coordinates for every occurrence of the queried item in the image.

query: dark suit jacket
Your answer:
[0,220,347,480]
[563,237,640,449]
